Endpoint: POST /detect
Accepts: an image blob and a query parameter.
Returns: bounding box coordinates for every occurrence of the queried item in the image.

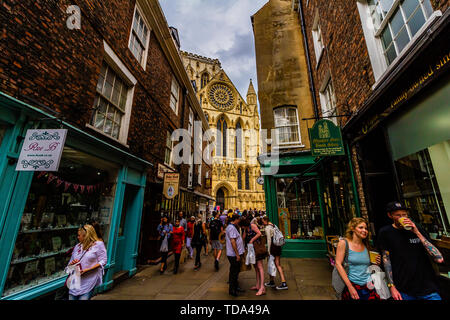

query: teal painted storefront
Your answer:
[0,92,150,299]
[259,150,360,258]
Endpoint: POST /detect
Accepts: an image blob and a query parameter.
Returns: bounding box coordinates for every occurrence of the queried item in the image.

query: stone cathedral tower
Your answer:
[181,51,265,211]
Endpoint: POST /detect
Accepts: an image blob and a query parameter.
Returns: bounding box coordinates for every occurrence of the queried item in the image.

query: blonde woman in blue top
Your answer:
[335,218,381,300]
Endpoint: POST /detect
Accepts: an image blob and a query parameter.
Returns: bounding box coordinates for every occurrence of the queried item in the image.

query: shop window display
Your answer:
[394,140,450,237]
[3,147,118,297]
[276,178,323,240]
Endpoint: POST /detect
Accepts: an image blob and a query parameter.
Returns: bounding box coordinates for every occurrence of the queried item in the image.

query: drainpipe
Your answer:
[298,0,319,120]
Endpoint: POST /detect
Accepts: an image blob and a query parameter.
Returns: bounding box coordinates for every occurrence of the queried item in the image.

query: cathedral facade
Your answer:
[181,51,265,212]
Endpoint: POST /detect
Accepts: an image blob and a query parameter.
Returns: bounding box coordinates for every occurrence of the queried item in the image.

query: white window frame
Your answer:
[357,0,440,84]
[128,3,151,69]
[273,106,302,146]
[170,77,180,115]
[319,72,338,126]
[87,41,137,146]
[164,130,173,167]
[312,11,324,64]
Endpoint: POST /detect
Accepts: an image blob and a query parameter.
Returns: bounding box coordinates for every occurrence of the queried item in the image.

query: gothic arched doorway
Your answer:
[216,188,225,212]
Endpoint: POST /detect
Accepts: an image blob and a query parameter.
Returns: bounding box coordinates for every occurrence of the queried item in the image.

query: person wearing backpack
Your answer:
[262,216,288,290]
[209,211,224,271]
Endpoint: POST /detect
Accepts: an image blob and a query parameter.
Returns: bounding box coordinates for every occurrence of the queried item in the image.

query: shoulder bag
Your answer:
[331,238,349,299]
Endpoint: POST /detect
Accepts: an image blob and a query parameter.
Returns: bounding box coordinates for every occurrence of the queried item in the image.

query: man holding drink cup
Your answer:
[377,201,444,300]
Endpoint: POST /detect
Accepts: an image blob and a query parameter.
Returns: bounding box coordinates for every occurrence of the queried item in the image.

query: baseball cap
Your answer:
[386,201,408,213]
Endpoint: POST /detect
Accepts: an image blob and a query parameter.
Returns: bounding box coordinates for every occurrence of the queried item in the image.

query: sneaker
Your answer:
[264,281,276,288]
[214,260,219,271]
[276,282,288,290]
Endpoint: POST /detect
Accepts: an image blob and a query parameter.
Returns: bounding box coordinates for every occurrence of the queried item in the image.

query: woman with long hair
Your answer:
[241,217,267,296]
[335,217,381,300]
[157,216,173,274]
[262,216,288,290]
[67,224,107,300]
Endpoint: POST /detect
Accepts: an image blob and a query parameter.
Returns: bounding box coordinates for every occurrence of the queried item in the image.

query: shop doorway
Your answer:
[114,184,140,276]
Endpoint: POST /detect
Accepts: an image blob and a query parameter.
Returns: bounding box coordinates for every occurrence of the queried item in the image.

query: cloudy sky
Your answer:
[159,0,268,101]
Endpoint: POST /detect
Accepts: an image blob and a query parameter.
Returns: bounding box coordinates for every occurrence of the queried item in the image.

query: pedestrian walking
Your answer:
[377,201,444,300]
[67,224,107,300]
[335,217,381,300]
[157,216,173,274]
[171,218,185,274]
[192,213,207,270]
[226,214,245,297]
[186,216,195,259]
[219,210,228,226]
[178,211,187,232]
[203,211,210,256]
[209,211,224,271]
[241,217,267,296]
[262,216,288,290]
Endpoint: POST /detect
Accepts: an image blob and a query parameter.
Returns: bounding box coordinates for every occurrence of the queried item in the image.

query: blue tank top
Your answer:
[347,247,371,286]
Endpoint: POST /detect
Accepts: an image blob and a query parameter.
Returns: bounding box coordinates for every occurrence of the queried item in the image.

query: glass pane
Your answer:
[94,112,104,129]
[103,70,114,100]
[402,0,420,20]
[381,26,393,49]
[96,74,105,93]
[98,98,107,114]
[290,126,299,142]
[111,81,121,106]
[115,112,122,124]
[407,7,426,37]
[385,44,397,64]
[133,11,139,32]
[112,123,120,139]
[106,105,115,121]
[119,89,127,111]
[380,0,394,15]
[104,119,113,135]
[390,8,405,36]
[395,27,410,53]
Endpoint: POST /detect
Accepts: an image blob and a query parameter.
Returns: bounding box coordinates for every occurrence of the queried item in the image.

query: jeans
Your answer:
[69,290,93,300]
[227,256,241,293]
[186,237,193,258]
[195,245,202,266]
[400,291,442,300]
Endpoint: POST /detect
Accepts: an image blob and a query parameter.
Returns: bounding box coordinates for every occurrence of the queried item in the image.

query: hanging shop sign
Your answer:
[157,163,175,179]
[163,172,179,200]
[16,129,67,171]
[309,119,345,157]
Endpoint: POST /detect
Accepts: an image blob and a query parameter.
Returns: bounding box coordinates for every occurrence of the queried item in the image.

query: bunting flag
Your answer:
[35,172,102,194]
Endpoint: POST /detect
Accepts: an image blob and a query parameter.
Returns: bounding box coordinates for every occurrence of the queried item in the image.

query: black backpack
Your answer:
[209,219,222,238]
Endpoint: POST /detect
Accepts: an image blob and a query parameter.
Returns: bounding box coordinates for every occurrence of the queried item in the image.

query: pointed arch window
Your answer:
[235,121,242,158]
[245,168,250,190]
[237,168,242,190]
[216,116,227,157]
[201,73,209,89]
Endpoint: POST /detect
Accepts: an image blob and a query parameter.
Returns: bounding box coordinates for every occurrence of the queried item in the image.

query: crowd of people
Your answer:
[156,208,288,297]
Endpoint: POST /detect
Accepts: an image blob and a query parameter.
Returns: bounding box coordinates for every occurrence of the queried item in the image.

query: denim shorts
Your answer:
[69,290,94,300]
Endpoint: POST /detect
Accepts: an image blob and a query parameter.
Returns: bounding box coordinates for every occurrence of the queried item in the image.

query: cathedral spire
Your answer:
[246,79,256,105]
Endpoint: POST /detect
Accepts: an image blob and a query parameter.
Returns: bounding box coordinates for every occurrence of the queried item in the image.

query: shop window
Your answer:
[92,61,129,140]
[3,146,119,298]
[273,106,301,145]
[128,4,150,67]
[276,177,323,240]
[394,140,450,237]
[170,77,180,114]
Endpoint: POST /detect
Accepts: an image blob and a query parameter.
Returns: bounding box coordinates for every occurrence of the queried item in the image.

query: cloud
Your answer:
[159,0,267,101]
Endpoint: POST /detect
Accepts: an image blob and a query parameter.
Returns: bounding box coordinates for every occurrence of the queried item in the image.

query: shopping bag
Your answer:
[65,264,81,290]
[160,235,168,253]
[268,255,277,277]
[368,265,391,300]
[331,238,348,299]
[246,243,256,265]
[180,247,187,264]
[240,252,252,272]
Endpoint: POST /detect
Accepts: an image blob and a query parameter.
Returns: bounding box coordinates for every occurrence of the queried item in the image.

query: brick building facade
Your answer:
[0,0,211,299]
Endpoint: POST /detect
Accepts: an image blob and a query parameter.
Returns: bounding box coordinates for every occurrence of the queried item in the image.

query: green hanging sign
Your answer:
[309,119,345,156]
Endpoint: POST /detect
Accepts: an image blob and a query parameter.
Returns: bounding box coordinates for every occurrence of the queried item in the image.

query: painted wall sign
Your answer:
[16,129,67,171]
[309,119,345,156]
[163,172,179,200]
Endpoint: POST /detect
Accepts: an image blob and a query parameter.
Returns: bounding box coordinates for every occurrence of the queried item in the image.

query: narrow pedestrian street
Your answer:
[93,254,336,300]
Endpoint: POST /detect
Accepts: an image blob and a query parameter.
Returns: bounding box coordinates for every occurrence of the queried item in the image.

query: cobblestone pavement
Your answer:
[93,252,337,300]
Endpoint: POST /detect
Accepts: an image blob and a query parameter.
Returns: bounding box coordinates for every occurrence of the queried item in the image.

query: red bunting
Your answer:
[64,182,71,192]
[73,184,79,192]
[80,185,85,194]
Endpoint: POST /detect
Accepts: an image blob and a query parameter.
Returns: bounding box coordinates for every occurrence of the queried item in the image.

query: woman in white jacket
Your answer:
[262,216,288,290]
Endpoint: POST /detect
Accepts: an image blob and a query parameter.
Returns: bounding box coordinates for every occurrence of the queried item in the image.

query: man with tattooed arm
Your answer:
[377,202,444,300]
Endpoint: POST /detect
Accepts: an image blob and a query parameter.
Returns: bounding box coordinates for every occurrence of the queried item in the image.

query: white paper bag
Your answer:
[160,235,168,252]
[246,243,256,265]
[268,255,277,277]
[65,264,81,290]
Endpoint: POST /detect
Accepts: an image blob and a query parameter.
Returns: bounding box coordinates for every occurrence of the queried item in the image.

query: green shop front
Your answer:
[258,121,361,258]
[0,92,150,300]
